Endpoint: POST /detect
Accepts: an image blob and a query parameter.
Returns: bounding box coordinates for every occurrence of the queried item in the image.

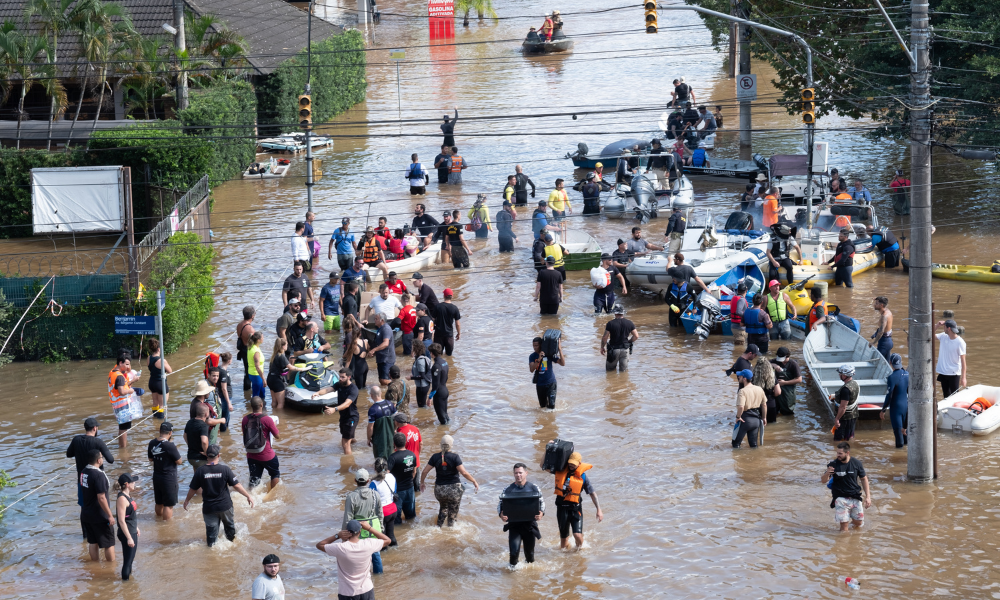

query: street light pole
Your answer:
[305,0,315,213]
[172,0,188,110]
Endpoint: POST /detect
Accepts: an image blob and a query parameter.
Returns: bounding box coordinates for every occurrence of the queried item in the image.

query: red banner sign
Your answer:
[428,0,454,39]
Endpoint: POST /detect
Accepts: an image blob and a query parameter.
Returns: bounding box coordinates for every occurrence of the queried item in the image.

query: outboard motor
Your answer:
[724,211,754,231]
[694,291,722,340]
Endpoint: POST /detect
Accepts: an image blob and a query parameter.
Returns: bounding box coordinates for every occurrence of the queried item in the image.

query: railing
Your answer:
[136,175,210,267]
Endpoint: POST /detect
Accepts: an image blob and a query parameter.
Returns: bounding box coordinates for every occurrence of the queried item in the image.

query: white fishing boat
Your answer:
[242,157,289,179]
[364,242,442,283]
[802,319,892,420]
[605,174,694,222]
[258,133,333,154]
[937,385,1000,435]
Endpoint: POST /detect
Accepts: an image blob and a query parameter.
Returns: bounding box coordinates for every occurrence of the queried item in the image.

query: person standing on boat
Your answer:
[615,149,635,186]
[827,228,856,288]
[732,370,766,448]
[514,164,536,205]
[742,294,773,355]
[447,146,467,184]
[934,319,967,398]
[539,13,554,40]
[850,179,873,204]
[766,223,798,284]
[664,206,686,254]
[869,296,894,360]
[581,172,602,215]
[881,353,909,448]
[644,139,669,190]
[441,108,458,147]
[771,347,802,416]
[867,225,901,269]
[761,187,782,229]
[765,280,797,341]
[830,365,860,441]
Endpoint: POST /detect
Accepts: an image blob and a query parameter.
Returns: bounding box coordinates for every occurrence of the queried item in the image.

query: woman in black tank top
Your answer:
[147,339,171,418]
[343,316,370,387]
[116,474,139,580]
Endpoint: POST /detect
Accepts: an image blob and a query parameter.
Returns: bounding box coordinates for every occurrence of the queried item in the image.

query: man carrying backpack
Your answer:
[242,396,281,489]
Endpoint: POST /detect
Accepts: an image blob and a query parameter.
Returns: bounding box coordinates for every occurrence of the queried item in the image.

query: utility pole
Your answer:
[737,0,752,160]
[906,0,935,481]
[304,0,315,213]
[156,290,167,421]
[172,0,188,110]
[728,1,737,78]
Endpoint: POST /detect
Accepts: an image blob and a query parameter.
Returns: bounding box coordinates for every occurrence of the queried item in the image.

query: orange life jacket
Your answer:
[108,367,130,410]
[834,192,852,202]
[808,300,827,332]
[362,237,381,262]
[554,463,593,504]
[203,352,220,377]
[834,215,852,228]
[449,155,464,174]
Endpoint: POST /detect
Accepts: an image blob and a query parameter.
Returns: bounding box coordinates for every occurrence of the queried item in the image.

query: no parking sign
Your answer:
[736,74,757,101]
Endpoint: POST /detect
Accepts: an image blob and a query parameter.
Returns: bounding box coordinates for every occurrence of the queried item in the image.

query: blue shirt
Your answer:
[341,266,369,287]
[331,228,356,255]
[851,188,873,204]
[529,352,556,386]
[532,211,549,239]
[303,221,315,239]
[319,283,340,316]
[884,368,909,410]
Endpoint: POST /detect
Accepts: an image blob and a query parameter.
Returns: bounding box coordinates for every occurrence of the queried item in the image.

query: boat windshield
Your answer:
[687,209,726,229]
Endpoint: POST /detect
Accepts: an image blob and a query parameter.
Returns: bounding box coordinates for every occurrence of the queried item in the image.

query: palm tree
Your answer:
[117,35,167,119]
[0,24,63,149]
[454,0,498,27]
[184,11,248,83]
[23,0,80,149]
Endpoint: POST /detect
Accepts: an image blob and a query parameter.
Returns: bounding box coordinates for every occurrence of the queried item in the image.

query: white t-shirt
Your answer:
[291,235,311,261]
[369,475,396,508]
[251,573,285,600]
[324,538,384,596]
[369,295,403,318]
[936,332,966,376]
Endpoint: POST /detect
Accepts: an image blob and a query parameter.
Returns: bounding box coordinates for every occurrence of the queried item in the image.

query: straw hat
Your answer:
[193,380,215,397]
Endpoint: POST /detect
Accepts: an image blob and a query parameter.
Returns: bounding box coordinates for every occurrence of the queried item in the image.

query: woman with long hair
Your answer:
[147,338,172,418]
[752,357,781,424]
[369,457,398,546]
[247,331,266,399]
[266,338,308,410]
[342,315,371,387]
[419,434,479,527]
[115,474,140,580]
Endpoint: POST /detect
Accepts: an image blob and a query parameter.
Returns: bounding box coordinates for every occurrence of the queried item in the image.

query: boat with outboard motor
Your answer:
[258,133,333,154]
[567,139,650,170]
[604,173,694,221]
[363,241,442,283]
[789,303,860,341]
[522,29,573,53]
[529,228,601,271]
[242,157,289,179]
[284,353,339,413]
[803,318,891,420]
[679,258,766,338]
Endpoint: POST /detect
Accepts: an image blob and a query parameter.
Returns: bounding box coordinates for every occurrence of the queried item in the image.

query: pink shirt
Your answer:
[324,538,384,595]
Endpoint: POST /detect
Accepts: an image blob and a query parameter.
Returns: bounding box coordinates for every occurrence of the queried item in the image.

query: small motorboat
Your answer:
[567,139,649,169]
[258,133,333,154]
[242,157,289,179]
[679,257,766,337]
[284,353,339,413]
[551,228,601,271]
[605,172,658,222]
[932,263,1000,285]
[683,154,768,181]
[785,203,883,287]
[803,319,891,420]
[364,241,442,283]
[789,303,860,341]
[938,385,1000,435]
[522,29,573,54]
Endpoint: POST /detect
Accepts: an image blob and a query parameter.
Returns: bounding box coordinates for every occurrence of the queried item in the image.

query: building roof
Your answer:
[0,0,344,76]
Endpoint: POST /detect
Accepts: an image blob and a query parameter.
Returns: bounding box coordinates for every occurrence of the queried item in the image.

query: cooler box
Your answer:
[499,487,543,523]
[541,439,574,473]
[542,329,562,361]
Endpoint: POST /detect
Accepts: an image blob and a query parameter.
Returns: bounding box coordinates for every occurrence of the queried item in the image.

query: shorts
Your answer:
[266,373,286,393]
[83,520,115,548]
[410,186,426,195]
[377,362,393,381]
[365,260,382,269]
[324,314,342,331]
[834,497,864,523]
[189,458,208,471]
[338,591,375,600]
[248,455,281,487]
[119,421,132,431]
[149,379,169,395]
[340,419,358,440]
[153,475,179,507]
[557,503,584,537]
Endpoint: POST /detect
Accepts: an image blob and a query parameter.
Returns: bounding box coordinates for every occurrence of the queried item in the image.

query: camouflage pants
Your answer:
[434,483,464,527]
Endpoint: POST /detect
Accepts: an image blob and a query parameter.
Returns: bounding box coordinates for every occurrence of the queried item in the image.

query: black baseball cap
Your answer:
[262,554,280,565]
[206,444,221,457]
[159,421,173,433]
[745,343,760,355]
[412,272,423,280]
[84,417,99,430]
[117,473,137,486]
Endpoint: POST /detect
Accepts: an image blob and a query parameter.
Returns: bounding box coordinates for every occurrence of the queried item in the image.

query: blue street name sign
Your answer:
[114,315,157,335]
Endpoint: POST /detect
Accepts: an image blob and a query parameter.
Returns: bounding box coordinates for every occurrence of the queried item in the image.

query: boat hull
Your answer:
[364,242,441,283]
[802,319,891,420]
[628,247,769,292]
[679,259,766,336]
[937,385,1000,435]
[932,263,1000,284]
[790,249,883,287]
[522,39,573,53]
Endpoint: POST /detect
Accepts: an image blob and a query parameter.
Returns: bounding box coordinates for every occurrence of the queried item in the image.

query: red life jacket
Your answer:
[730,295,747,325]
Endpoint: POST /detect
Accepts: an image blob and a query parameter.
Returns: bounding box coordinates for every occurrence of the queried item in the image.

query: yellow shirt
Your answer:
[247,345,263,376]
[547,189,570,212]
[543,243,565,268]
[504,185,515,202]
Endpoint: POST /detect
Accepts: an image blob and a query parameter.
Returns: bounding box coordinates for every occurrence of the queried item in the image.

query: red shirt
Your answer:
[398,423,421,467]
[399,304,417,334]
[375,226,393,240]
[889,178,910,189]
[386,279,408,295]
[241,414,279,462]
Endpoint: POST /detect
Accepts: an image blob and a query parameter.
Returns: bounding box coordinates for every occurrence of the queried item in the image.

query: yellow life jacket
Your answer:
[543,243,565,268]
[766,292,787,322]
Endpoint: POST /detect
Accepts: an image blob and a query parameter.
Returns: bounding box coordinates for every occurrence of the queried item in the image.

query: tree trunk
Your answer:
[463,9,470,26]
[16,86,27,150]
[65,72,87,152]
[47,36,57,151]
[86,72,107,151]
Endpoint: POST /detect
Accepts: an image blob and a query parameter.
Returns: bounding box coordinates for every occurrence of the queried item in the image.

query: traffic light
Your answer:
[801,88,816,125]
[645,0,657,33]
[298,94,312,130]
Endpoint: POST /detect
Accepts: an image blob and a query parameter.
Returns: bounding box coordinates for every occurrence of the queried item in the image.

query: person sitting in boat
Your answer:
[525,27,542,43]
[688,147,710,168]
[767,223,799,285]
[291,322,332,358]
[850,179,873,204]
[388,229,413,259]
[539,14,554,40]
[680,102,700,139]
[615,149,635,186]
[248,162,264,175]
[830,180,853,202]
[671,139,686,168]
[697,106,717,139]
[375,217,393,241]
[664,111,683,141]
[644,139,669,190]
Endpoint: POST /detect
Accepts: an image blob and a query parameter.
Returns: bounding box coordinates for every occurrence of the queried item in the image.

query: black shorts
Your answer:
[377,362,392,381]
[153,474,179,507]
[83,520,115,548]
[557,503,584,537]
[365,260,382,269]
[149,379,169,395]
[266,373,286,393]
[409,186,426,195]
[248,455,281,485]
[340,418,358,440]
[119,421,132,431]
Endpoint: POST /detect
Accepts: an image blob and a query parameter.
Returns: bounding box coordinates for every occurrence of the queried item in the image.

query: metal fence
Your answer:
[0,250,130,278]
[0,274,125,307]
[137,175,211,267]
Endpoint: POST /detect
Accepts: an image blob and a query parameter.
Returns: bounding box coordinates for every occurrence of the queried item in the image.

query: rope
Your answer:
[0,276,54,359]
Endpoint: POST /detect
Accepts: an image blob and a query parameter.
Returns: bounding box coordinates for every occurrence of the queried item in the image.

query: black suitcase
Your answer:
[541,439,574,473]
[499,486,543,523]
[542,328,561,361]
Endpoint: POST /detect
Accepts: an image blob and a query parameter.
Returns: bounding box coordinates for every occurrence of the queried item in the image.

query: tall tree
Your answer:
[23,0,79,149]
[0,23,62,149]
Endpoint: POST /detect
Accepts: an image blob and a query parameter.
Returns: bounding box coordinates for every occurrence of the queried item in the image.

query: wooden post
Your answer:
[123,167,138,294]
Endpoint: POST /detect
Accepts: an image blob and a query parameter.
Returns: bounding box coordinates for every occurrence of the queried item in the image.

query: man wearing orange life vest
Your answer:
[539,13,554,40]
[808,287,828,333]
[447,146,467,184]
[546,450,603,550]
[762,186,781,229]
[109,353,144,449]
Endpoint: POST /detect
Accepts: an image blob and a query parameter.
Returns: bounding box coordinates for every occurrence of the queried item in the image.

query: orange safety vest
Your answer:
[108,367,130,410]
[449,155,464,174]
[834,192,852,202]
[834,215,852,229]
[554,463,593,504]
[362,237,381,262]
[808,300,826,332]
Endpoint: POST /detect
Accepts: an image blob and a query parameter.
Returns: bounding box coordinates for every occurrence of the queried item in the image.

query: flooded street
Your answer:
[2,1,1000,598]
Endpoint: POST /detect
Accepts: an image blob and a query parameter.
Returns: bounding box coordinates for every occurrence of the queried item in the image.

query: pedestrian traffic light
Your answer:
[298,94,312,130]
[644,0,657,33]
[801,88,816,125]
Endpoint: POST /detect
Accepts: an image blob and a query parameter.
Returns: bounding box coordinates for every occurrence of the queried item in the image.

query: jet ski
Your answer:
[284,353,340,413]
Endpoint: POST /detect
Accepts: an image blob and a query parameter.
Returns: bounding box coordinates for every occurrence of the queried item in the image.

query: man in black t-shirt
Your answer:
[670,253,708,293]
[412,203,442,247]
[726,344,759,389]
[184,403,211,470]
[80,449,115,561]
[183,444,255,546]
[601,304,639,372]
[388,433,418,521]
[320,369,361,455]
[281,263,312,308]
[67,417,114,514]
[413,303,433,346]
[148,421,183,520]
[432,147,451,184]
[412,273,439,317]
[822,442,872,531]
[534,256,564,315]
[433,290,461,356]
[772,347,802,416]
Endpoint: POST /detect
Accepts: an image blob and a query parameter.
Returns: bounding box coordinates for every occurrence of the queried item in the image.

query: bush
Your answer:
[0,469,15,515]
[179,80,258,184]
[139,231,214,354]
[0,149,82,239]
[88,123,215,191]
[257,30,366,130]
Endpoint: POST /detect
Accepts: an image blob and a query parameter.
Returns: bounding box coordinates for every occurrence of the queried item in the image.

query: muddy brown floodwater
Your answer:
[2,1,1000,598]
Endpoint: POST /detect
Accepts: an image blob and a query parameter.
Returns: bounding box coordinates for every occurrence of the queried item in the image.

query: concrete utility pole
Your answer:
[728,1,737,78]
[906,0,935,481]
[305,0,315,213]
[173,0,188,110]
[737,0,752,159]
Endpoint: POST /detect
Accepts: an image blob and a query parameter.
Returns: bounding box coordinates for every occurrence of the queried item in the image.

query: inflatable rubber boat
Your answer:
[938,385,1000,435]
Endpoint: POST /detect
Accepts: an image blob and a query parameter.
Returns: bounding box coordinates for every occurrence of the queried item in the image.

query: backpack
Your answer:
[243,414,267,454]
[469,209,483,231]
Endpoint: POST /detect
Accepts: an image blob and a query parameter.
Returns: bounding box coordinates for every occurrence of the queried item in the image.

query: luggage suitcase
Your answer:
[541,439,574,473]
[542,329,561,361]
[499,486,543,522]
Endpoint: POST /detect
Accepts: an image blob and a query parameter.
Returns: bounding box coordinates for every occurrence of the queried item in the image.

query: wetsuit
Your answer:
[768,235,796,284]
[883,368,909,448]
[117,491,138,580]
[581,181,601,215]
[733,384,766,448]
[431,356,450,424]
[514,172,535,205]
[831,239,856,288]
[441,110,458,147]
[496,209,516,252]
[350,338,370,388]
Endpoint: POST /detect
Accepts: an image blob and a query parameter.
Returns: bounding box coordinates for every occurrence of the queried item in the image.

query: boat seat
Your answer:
[813,361,875,368]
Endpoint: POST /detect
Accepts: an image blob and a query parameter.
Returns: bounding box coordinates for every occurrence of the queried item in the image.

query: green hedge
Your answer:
[179,80,258,184]
[139,231,214,354]
[88,123,214,191]
[257,30,367,130]
[0,149,81,238]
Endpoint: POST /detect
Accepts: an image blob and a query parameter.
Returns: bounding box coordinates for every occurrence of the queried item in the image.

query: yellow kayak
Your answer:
[932,263,1000,284]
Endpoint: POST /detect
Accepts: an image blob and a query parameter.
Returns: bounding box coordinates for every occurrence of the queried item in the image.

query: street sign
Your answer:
[115,315,157,335]
[736,74,757,101]
[157,290,166,311]
[389,49,405,60]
